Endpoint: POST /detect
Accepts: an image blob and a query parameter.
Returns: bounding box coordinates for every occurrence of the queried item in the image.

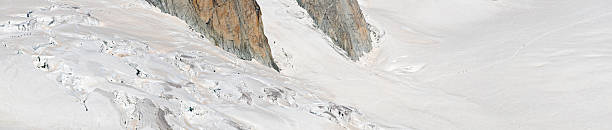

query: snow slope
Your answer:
[360,0,612,129]
[2,0,612,129]
[262,0,612,129]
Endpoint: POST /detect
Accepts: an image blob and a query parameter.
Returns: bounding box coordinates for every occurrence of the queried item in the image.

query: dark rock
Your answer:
[296,0,372,60]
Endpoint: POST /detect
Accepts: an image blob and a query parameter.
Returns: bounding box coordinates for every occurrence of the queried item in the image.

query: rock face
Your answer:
[296,0,372,60]
[145,0,279,71]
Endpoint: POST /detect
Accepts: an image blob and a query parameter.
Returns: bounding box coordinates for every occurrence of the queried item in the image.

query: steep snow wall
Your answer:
[296,0,372,60]
[145,0,279,71]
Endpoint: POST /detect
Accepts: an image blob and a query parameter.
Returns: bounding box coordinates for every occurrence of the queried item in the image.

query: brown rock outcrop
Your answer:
[145,0,279,71]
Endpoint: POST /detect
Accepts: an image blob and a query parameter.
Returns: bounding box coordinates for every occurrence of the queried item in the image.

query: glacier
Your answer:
[2,0,612,129]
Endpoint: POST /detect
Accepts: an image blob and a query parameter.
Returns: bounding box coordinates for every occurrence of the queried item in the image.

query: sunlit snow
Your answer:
[2,0,612,129]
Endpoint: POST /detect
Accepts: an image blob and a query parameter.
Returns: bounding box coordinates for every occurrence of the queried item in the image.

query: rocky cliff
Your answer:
[296,0,372,60]
[145,0,279,71]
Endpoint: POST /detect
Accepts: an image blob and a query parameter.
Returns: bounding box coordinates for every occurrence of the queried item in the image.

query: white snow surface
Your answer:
[2,0,612,129]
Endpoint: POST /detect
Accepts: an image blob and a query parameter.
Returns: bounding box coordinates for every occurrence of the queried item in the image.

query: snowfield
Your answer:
[2,0,612,129]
